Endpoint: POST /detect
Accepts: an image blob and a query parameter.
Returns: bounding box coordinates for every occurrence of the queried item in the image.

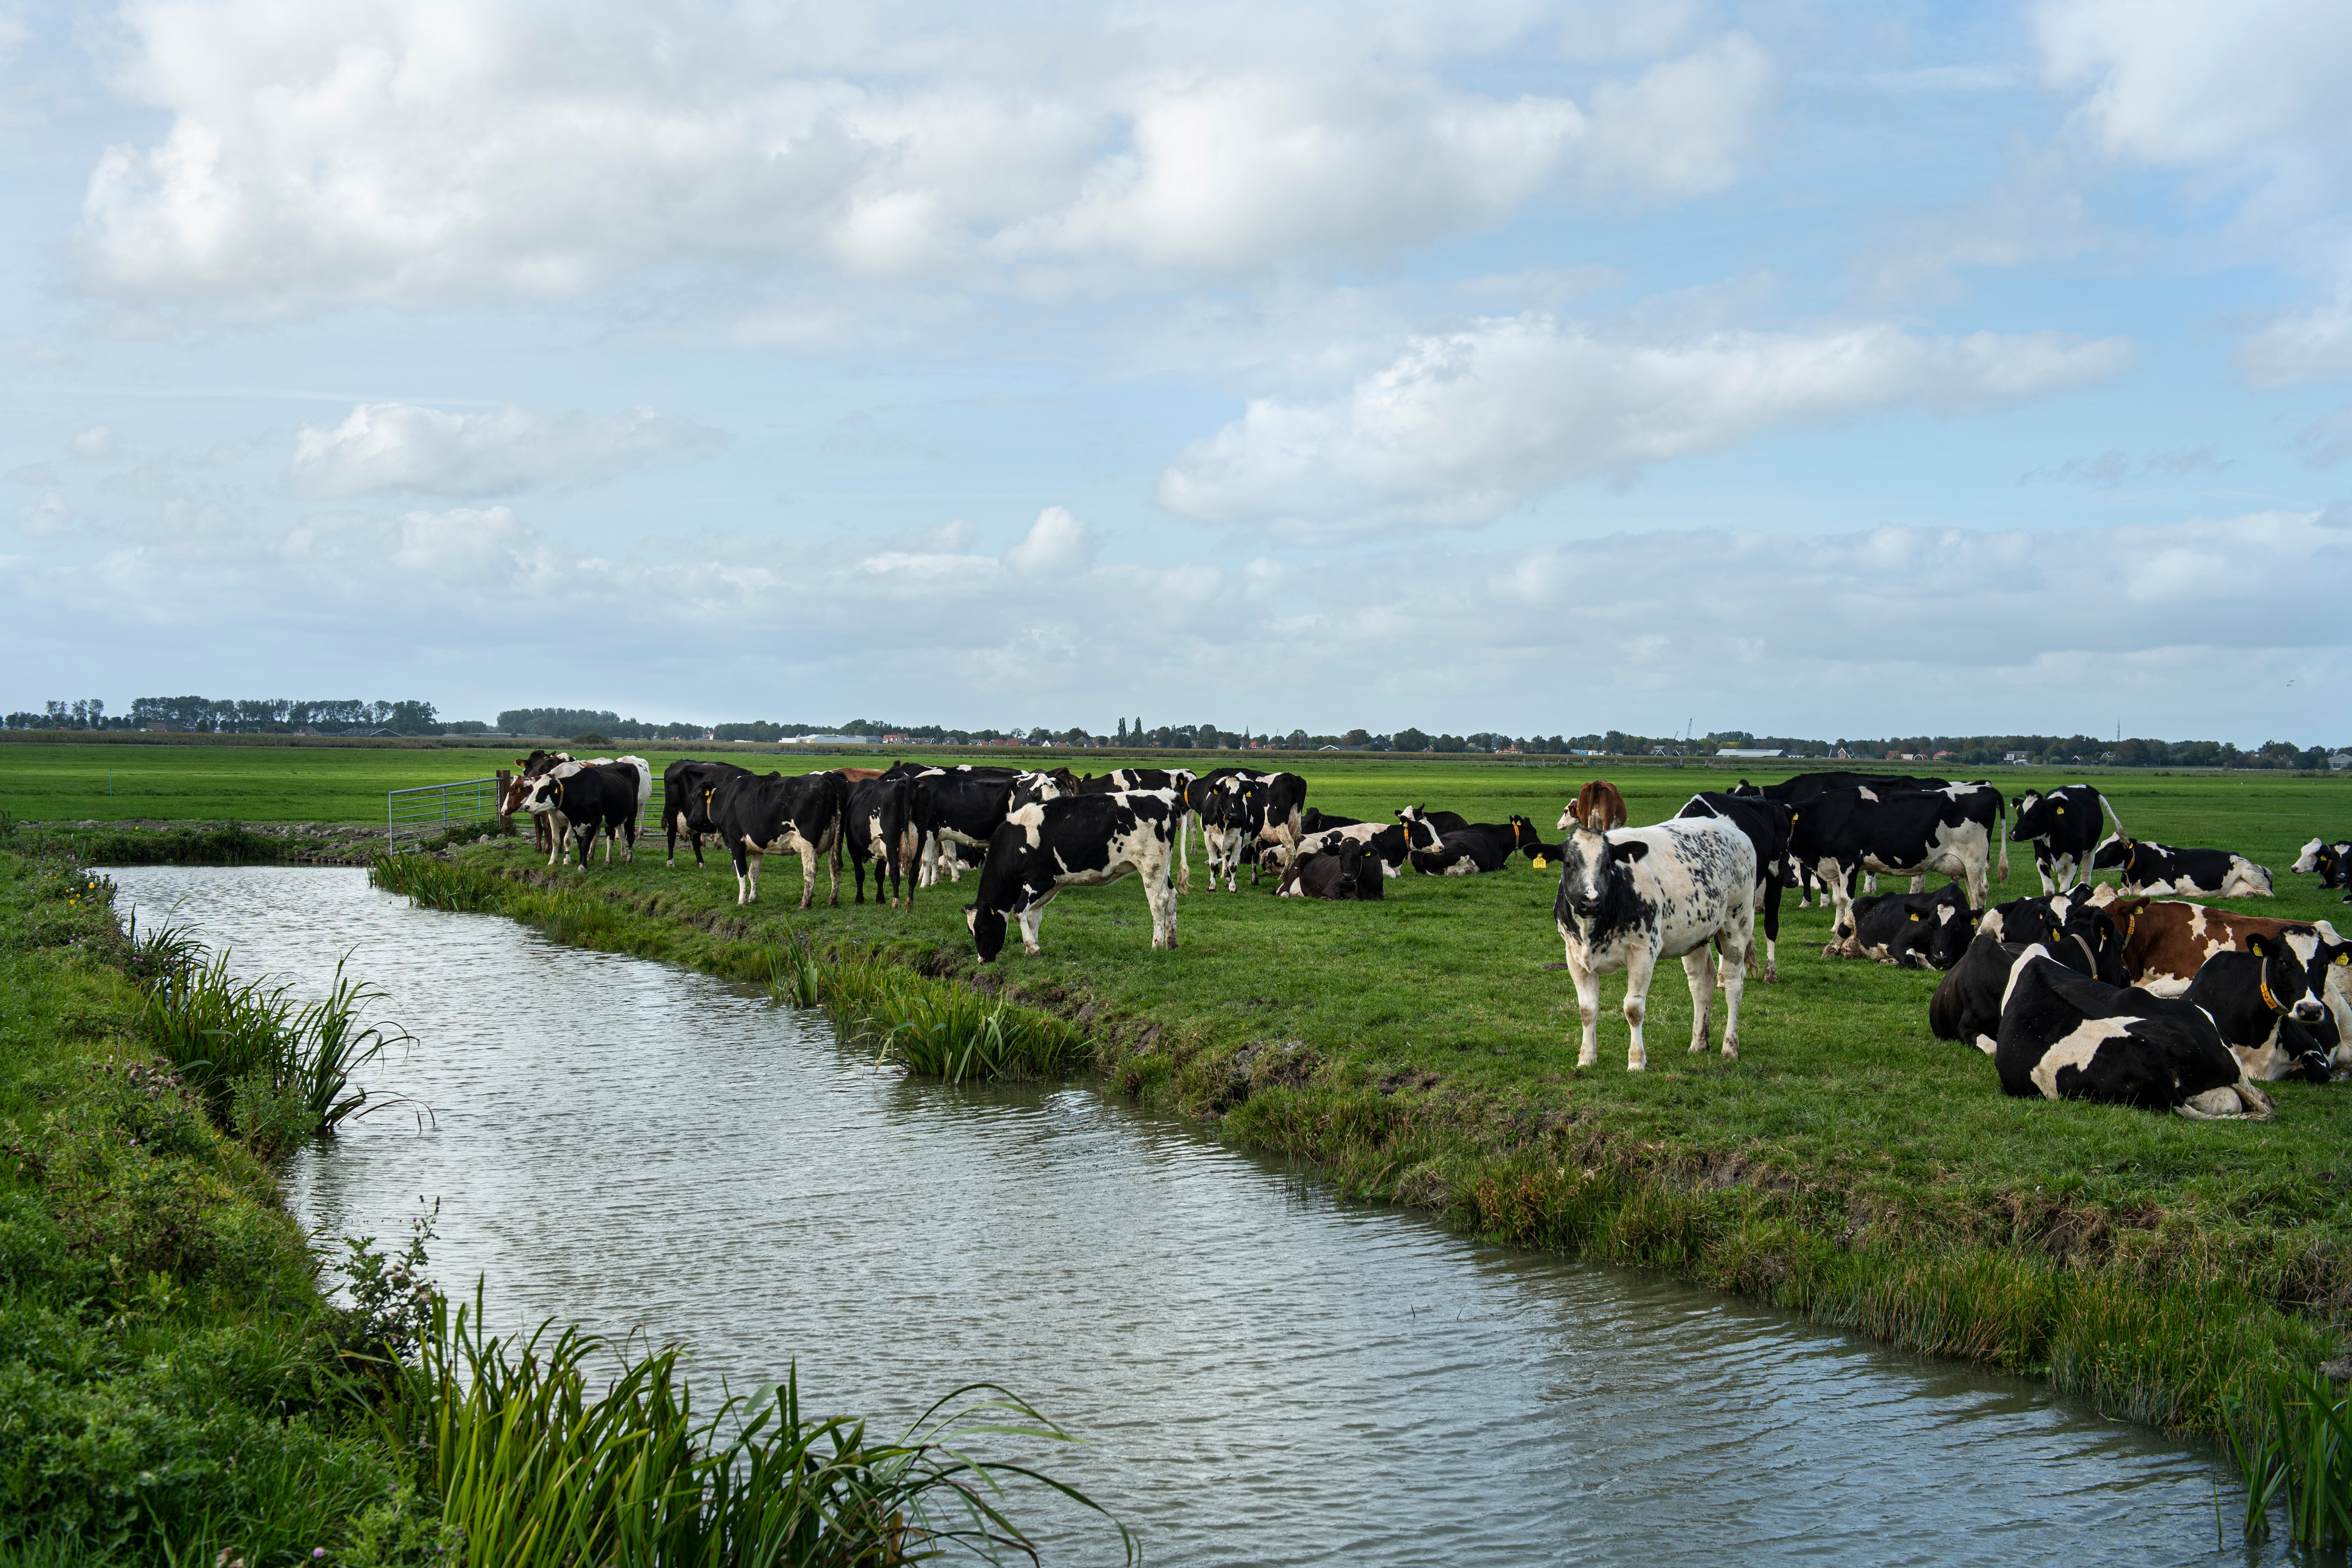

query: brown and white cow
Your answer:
[2093,890,2352,1050]
[1572,780,1627,832]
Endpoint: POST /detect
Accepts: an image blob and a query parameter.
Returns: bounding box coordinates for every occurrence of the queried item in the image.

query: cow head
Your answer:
[2247,931,2327,1025]
[1554,827,1646,933]
[1730,779,1761,798]
[2056,908,2129,986]
[2090,833,2132,872]
[2292,837,2326,874]
[2009,789,2050,841]
[1397,806,1442,852]
[1508,815,1549,865]
[965,901,1008,963]
[517,774,564,815]
[1922,896,1981,971]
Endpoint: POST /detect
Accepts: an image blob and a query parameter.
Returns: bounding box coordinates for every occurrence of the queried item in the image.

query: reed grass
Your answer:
[766,936,1086,1083]
[2229,1368,2352,1547]
[370,848,503,911]
[137,945,403,1146]
[381,1286,1130,1567]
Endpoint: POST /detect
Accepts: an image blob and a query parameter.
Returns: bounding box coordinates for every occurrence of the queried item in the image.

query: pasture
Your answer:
[21,735,2352,1426]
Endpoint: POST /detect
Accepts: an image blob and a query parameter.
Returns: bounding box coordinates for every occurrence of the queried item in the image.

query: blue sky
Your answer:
[3,0,2347,742]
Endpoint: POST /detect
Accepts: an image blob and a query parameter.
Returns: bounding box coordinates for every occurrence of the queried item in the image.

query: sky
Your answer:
[2,0,2349,743]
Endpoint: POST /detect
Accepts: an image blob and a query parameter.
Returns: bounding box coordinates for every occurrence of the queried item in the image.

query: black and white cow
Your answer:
[1277,839,1386,900]
[1927,908,2132,1046]
[1300,808,1362,834]
[2009,784,2123,894]
[898,766,1024,889]
[1787,784,2007,939]
[1676,792,1793,982]
[844,773,920,909]
[964,791,1181,961]
[1292,820,1409,878]
[1508,816,1564,867]
[1404,812,1517,876]
[2180,930,2334,1083]
[2090,836,2273,898]
[1835,882,1977,970]
[1552,818,1757,1071]
[1978,888,2104,947]
[709,770,848,907]
[2291,838,2352,890]
[662,759,755,869]
[1732,772,1953,903]
[518,758,650,871]
[1988,947,2273,1119]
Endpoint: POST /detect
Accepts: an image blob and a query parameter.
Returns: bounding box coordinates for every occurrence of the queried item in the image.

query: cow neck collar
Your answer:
[2066,931,2101,977]
[2259,977,2283,1013]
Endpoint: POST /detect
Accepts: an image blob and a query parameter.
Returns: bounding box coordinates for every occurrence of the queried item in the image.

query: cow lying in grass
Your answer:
[2181,930,2336,1083]
[1832,881,1976,969]
[1987,947,2274,1119]
[1552,817,1756,1072]
[1293,821,1407,878]
[1927,909,2132,1045]
[2292,838,2352,895]
[965,791,1180,961]
[2091,892,2352,1049]
[2091,836,2272,897]
[1401,809,1516,875]
[1277,841,1385,900]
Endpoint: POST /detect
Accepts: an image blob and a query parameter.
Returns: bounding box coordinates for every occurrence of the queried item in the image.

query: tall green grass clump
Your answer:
[383,1288,1130,1567]
[138,947,403,1154]
[2230,1367,2352,1548]
[769,936,1086,1083]
[370,848,505,911]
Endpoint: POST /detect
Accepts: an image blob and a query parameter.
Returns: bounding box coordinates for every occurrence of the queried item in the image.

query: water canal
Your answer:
[110,864,2274,1566]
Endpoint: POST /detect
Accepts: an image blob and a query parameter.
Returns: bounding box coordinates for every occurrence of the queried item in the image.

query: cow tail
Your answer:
[1179,803,1192,892]
[2099,793,2126,839]
[1997,794,2010,883]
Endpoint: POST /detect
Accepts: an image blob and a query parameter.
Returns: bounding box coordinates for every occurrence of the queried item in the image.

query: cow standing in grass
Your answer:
[1552,817,1756,1071]
[710,770,847,908]
[965,791,1181,961]
[2009,785,2122,894]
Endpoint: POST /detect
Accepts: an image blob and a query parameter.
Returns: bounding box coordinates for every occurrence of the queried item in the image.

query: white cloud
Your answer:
[999,506,1094,575]
[9,502,2344,740]
[2237,295,2352,388]
[1854,143,2100,305]
[14,491,70,537]
[71,1,1778,314]
[69,425,117,459]
[284,403,727,498]
[1156,314,2133,539]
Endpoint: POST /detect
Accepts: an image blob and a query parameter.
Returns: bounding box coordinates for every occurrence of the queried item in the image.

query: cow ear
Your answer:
[2054,805,2064,814]
[2336,952,2349,966]
[2246,934,2268,957]
[1616,840,1648,861]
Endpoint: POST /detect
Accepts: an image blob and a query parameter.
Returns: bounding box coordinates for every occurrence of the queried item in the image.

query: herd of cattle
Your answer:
[493,752,2352,1123]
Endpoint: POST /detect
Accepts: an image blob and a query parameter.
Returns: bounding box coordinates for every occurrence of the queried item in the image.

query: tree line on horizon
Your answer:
[3,699,2341,771]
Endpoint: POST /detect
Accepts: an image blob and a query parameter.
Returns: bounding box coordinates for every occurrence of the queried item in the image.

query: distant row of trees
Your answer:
[3,696,450,735]
[8,700,2344,769]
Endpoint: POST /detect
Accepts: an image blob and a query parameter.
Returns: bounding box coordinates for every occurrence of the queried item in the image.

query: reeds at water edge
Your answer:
[768,931,1087,1084]
[2230,1367,2352,1547]
[376,1285,1131,1567]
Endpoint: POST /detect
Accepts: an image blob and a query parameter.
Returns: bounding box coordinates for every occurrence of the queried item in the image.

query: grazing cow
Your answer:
[1277,840,1385,901]
[662,760,754,869]
[1786,784,2007,938]
[2009,785,2124,894]
[1987,947,2273,1119]
[1676,792,1793,983]
[1571,780,1627,832]
[2291,838,2352,890]
[964,791,1181,960]
[2090,836,2272,898]
[709,770,848,907]
[1293,821,1409,877]
[1405,812,1518,876]
[1835,882,1977,970]
[1552,818,1756,1071]
[844,774,920,909]
[2181,931,2334,1083]
[518,760,645,871]
[1927,910,2132,1045]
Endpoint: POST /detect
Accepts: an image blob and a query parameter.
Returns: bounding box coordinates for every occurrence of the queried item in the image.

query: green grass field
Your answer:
[22,736,2352,1431]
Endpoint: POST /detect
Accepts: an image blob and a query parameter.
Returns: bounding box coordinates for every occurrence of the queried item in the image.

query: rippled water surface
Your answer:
[112,865,2265,1567]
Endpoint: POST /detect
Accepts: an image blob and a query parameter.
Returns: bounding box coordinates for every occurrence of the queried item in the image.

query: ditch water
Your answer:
[110,864,2276,1567]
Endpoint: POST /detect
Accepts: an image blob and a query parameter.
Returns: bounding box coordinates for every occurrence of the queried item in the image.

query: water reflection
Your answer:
[110,866,2266,1567]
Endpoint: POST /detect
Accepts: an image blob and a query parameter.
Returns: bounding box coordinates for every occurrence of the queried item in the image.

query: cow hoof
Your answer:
[1721,1043,1739,1059]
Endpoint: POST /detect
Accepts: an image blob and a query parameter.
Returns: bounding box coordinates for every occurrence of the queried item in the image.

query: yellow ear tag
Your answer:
[1533,856,1548,869]
[2055,806,2065,814]
[1909,912,1920,921]
[2338,953,2349,966]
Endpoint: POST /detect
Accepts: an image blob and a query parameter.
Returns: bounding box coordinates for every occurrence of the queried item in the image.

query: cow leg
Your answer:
[1908,875,1924,894]
[1565,950,1602,1068]
[1145,872,1177,950]
[1821,860,1859,956]
[622,818,636,864]
[1018,901,1047,956]
[1759,868,1782,983]
[1622,946,1659,1072]
[732,846,753,905]
[1864,872,1878,895]
[1683,946,1715,1053]
[1718,919,1748,1058]
[795,841,817,911]
[827,833,841,907]
[1177,813,1192,894]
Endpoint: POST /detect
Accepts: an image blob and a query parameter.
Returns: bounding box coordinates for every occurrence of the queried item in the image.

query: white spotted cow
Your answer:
[965,791,1182,960]
[2090,836,2273,898]
[1552,817,1757,1071]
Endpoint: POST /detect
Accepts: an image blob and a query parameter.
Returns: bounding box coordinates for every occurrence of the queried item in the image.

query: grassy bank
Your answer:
[0,847,1117,1564]
[348,757,2352,1447]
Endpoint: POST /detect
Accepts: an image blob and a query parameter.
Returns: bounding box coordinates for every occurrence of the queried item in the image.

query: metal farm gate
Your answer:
[387,770,662,855]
